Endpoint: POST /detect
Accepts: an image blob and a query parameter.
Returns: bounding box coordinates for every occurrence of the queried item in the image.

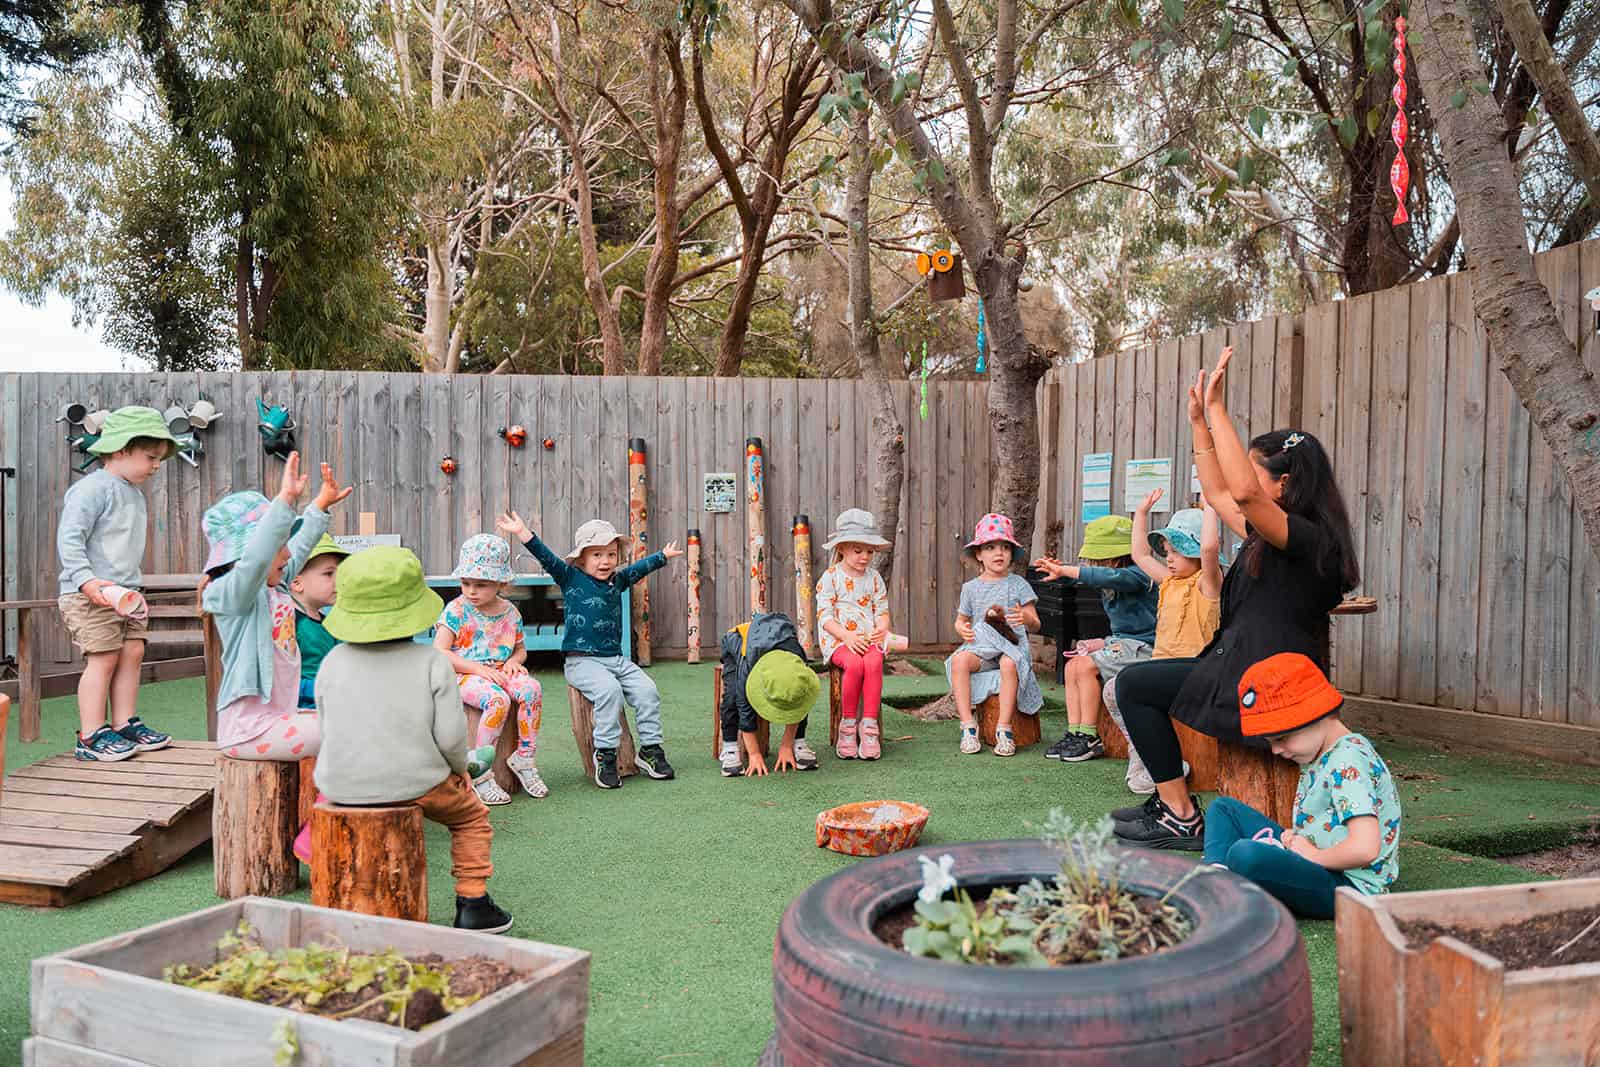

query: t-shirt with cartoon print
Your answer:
[1292,732,1401,895]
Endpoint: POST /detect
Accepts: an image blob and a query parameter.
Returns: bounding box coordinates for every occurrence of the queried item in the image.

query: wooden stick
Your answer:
[628,438,651,666]
[1552,913,1600,957]
[686,529,702,664]
[793,515,816,659]
[746,437,767,614]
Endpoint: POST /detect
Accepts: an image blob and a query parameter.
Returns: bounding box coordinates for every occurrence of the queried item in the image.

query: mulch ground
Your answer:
[1397,908,1600,969]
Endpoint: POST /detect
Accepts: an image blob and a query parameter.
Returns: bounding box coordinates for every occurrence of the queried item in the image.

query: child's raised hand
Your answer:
[312,463,353,511]
[1187,368,1207,424]
[276,452,308,504]
[1137,488,1163,513]
[661,540,682,560]
[1203,346,1233,408]
[495,511,532,543]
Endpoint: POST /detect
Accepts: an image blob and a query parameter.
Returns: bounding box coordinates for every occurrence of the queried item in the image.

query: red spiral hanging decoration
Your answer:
[1390,15,1410,225]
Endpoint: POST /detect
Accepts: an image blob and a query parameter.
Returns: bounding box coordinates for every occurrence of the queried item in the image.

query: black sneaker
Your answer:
[636,744,675,780]
[454,893,514,934]
[1113,795,1205,851]
[1061,734,1105,763]
[1044,731,1076,760]
[75,725,136,762]
[593,748,621,789]
[116,716,172,752]
[1111,793,1164,825]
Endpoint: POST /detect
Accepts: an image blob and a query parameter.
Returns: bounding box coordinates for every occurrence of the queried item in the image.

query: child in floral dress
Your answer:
[814,509,893,760]
[433,534,546,803]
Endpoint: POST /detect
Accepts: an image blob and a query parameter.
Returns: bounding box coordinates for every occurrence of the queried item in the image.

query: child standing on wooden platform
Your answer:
[815,509,894,760]
[495,510,681,790]
[1100,490,1223,793]
[1202,653,1400,919]
[719,612,821,776]
[314,546,514,933]
[290,535,350,710]
[56,406,181,761]
[947,513,1041,757]
[434,534,547,804]
[1033,515,1158,762]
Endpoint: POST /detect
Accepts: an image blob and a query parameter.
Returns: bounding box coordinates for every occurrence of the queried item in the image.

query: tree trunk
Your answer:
[1493,0,1600,216]
[570,155,627,376]
[979,278,1052,555]
[1409,0,1600,563]
[715,189,779,376]
[235,227,259,370]
[420,214,450,373]
[845,110,905,582]
[639,31,687,377]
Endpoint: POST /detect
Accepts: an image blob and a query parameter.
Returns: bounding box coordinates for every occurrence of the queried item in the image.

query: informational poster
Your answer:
[703,472,738,513]
[1124,457,1173,512]
[1080,452,1112,522]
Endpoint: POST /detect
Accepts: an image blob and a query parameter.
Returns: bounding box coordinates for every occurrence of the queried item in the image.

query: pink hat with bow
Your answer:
[964,513,1022,555]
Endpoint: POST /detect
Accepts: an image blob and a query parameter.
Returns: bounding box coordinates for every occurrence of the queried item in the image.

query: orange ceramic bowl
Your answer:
[815,800,931,857]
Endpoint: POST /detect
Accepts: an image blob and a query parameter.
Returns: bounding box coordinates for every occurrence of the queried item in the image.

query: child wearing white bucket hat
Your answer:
[433,534,548,804]
[496,511,683,789]
[815,508,894,761]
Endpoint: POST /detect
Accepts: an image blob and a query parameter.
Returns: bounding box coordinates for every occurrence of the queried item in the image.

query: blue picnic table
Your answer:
[416,574,631,658]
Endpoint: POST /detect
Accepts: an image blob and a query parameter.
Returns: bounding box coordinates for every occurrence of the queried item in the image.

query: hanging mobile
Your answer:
[976,299,987,374]
[919,340,930,421]
[1390,16,1410,225]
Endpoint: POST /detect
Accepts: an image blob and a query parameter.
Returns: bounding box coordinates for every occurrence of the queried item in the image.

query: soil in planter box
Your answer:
[1397,907,1600,969]
[316,954,527,1029]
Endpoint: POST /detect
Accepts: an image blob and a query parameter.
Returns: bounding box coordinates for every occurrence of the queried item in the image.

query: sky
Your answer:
[0,177,140,373]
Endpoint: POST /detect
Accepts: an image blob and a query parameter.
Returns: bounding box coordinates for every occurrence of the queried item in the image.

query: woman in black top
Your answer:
[1111,346,1359,850]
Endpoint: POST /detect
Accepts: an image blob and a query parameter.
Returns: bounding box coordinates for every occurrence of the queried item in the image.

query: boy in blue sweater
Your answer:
[497,510,682,788]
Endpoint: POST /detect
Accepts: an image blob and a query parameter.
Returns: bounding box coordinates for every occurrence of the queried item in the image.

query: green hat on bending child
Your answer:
[746,650,821,725]
[1078,515,1134,560]
[322,547,443,644]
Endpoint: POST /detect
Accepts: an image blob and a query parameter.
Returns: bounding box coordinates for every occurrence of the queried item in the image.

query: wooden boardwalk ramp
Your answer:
[0,740,217,907]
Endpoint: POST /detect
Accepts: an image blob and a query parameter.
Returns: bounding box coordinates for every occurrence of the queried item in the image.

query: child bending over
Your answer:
[1033,514,1157,762]
[434,534,547,803]
[719,613,821,776]
[496,511,681,789]
[315,547,514,934]
[1203,653,1400,919]
[814,509,892,760]
[948,514,1041,757]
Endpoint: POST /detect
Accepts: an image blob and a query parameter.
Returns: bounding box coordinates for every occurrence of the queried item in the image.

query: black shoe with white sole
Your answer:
[454,893,514,934]
[1061,734,1105,763]
[593,748,621,789]
[1111,793,1164,825]
[1113,796,1205,851]
[636,744,675,780]
[1043,731,1076,759]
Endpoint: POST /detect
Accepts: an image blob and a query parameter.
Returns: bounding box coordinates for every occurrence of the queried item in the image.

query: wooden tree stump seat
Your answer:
[465,704,522,796]
[310,802,427,922]
[976,696,1042,749]
[1095,680,1129,759]
[1216,740,1299,825]
[568,686,638,784]
[711,665,770,765]
[214,755,299,900]
[296,755,318,828]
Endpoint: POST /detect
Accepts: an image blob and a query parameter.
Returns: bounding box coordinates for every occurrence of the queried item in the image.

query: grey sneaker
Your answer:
[115,716,171,752]
[720,740,743,777]
[792,738,819,770]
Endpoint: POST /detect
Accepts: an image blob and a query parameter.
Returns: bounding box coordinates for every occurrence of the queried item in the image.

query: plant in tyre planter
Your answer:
[901,812,1194,967]
[767,820,1313,1067]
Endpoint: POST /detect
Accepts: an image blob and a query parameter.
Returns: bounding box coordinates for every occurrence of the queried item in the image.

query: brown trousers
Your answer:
[412,773,494,898]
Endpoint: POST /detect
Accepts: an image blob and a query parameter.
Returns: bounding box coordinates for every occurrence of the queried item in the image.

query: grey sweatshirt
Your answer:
[312,641,468,804]
[57,469,148,595]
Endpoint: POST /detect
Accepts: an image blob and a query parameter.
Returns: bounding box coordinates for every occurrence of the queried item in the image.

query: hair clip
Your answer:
[1282,432,1306,452]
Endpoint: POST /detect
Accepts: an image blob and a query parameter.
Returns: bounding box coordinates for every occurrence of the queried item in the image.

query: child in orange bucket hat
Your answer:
[1201,653,1402,919]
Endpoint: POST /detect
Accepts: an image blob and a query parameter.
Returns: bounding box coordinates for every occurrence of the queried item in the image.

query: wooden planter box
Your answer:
[1336,878,1600,1067]
[26,897,589,1067]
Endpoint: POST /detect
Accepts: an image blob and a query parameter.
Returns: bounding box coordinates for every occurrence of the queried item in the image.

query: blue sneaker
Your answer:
[116,716,172,752]
[76,725,137,762]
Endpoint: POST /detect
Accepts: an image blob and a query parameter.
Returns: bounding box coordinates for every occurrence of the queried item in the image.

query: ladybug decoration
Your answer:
[542,436,556,450]
[916,248,965,302]
[499,425,528,448]
[440,455,458,475]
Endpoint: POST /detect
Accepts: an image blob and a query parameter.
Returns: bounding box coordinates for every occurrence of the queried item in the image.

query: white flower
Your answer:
[918,853,958,903]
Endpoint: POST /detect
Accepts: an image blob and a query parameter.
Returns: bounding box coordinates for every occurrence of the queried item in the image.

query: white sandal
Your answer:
[993,728,1017,757]
[507,751,550,798]
[473,770,512,806]
[959,724,981,755]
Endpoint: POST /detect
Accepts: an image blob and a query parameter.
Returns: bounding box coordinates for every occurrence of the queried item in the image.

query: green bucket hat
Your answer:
[301,534,352,570]
[746,650,820,725]
[1079,514,1134,560]
[322,547,444,644]
[88,406,180,458]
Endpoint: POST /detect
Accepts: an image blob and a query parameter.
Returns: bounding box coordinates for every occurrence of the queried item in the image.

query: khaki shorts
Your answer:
[58,592,149,656]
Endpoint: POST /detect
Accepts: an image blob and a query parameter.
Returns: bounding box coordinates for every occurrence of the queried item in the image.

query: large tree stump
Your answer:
[711,665,769,763]
[310,802,427,922]
[1175,721,1221,792]
[465,704,521,795]
[214,755,298,899]
[297,755,318,828]
[1217,740,1300,826]
[568,686,638,784]
[976,696,1042,749]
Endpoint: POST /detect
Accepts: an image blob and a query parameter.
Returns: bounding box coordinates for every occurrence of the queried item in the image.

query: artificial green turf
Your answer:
[1,663,1590,1067]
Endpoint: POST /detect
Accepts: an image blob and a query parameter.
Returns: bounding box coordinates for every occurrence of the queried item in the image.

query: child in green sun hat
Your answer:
[291,534,351,710]
[314,546,514,934]
[718,613,821,777]
[1032,513,1159,764]
[57,405,182,762]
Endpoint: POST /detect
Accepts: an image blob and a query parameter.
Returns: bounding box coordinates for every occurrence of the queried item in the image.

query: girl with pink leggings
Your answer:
[814,509,893,760]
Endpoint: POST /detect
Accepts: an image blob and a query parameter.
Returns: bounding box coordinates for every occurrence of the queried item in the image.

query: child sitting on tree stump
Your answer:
[314,546,514,934]
[290,534,350,710]
[719,613,821,776]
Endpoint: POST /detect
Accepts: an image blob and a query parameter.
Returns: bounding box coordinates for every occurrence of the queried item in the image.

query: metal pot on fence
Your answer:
[57,403,88,426]
[186,400,220,429]
[162,404,191,436]
[81,409,111,435]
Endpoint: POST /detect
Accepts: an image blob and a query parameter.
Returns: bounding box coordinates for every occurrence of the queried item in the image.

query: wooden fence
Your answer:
[1041,237,1600,733]
[2,373,996,670]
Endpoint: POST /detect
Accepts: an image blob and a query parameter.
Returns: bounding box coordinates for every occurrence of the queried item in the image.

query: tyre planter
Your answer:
[771,839,1312,1066]
[1336,877,1600,1066]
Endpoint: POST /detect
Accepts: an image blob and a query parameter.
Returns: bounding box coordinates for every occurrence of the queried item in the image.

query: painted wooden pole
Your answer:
[746,437,767,614]
[628,438,651,666]
[686,529,702,663]
[793,515,816,659]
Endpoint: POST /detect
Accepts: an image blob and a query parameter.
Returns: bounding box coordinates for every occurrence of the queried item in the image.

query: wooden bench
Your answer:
[213,755,299,899]
[711,665,770,766]
[310,801,427,922]
[568,686,638,784]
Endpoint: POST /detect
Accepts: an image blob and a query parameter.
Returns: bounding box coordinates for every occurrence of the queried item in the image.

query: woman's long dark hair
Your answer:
[1241,429,1360,591]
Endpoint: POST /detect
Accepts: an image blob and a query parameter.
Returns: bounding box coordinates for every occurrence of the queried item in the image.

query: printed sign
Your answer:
[1081,452,1112,521]
[1124,457,1173,512]
[703,472,738,514]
